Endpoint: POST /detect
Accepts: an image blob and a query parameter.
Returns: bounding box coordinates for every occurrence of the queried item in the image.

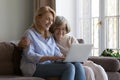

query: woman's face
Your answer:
[54,23,67,41]
[36,12,54,31]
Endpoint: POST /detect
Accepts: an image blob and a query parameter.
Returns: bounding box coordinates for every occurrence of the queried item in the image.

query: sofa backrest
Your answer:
[0,42,22,75]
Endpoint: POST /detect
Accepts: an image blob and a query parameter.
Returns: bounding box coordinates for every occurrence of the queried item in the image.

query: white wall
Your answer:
[56,0,76,36]
[0,0,33,42]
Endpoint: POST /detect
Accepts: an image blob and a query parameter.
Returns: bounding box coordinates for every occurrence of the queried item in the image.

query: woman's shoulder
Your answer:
[24,28,37,34]
[23,28,37,38]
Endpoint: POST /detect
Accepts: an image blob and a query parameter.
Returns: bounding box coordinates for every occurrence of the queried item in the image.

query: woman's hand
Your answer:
[40,56,65,62]
[49,56,65,61]
[18,37,30,48]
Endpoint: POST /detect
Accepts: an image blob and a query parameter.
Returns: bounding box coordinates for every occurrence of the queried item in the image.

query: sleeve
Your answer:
[22,30,42,63]
[68,35,79,44]
[72,36,78,44]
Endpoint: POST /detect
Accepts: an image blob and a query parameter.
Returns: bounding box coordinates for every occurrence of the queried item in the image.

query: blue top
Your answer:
[20,28,63,76]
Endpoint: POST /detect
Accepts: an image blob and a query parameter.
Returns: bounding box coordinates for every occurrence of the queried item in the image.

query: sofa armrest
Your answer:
[88,56,120,72]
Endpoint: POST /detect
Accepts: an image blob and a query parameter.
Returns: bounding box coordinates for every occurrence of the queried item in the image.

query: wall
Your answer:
[0,0,33,42]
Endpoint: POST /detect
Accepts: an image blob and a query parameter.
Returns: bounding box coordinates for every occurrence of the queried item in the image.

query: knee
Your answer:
[74,62,83,69]
[84,66,94,75]
[66,63,75,72]
[83,66,95,80]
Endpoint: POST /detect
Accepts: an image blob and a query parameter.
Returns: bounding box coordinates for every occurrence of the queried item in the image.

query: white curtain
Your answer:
[76,0,91,44]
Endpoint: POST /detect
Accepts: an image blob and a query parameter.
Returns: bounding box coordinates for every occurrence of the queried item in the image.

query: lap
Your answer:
[33,62,74,77]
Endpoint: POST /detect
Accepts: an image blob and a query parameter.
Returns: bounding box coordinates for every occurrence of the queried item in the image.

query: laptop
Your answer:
[64,44,93,62]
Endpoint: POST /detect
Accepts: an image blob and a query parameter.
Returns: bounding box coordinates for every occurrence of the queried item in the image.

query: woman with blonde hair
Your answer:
[20,6,86,80]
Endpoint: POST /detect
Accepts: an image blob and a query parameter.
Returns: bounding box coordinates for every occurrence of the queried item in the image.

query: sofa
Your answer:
[88,56,120,80]
[0,41,120,80]
[0,42,45,80]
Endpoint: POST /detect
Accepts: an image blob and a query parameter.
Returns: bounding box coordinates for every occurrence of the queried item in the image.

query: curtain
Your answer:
[77,0,91,44]
[34,0,56,14]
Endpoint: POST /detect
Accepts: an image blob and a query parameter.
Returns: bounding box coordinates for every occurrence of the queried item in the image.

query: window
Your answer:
[56,0,120,56]
[77,0,120,56]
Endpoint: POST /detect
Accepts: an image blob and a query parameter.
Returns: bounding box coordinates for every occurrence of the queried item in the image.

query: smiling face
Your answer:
[54,23,67,41]
[36,12,54,31]
[49,16,71,41]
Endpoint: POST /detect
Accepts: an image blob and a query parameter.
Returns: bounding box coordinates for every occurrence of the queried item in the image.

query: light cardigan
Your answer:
[56,34,79,56]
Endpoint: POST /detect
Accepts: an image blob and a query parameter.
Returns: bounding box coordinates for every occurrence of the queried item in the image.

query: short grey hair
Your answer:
[49,16,71,34]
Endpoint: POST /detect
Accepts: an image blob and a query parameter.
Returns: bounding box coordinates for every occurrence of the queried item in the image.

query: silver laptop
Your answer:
[64,44,93,62]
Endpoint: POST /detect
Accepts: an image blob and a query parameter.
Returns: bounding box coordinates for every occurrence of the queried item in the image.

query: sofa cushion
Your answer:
[107,72,120,80]
[0,42,14,75]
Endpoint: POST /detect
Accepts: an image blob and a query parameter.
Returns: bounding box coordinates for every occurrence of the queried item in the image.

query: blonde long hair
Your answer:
[33,6,56,25]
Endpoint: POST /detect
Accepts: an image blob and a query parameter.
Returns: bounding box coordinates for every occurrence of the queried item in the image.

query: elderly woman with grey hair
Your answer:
[49,16,108,80]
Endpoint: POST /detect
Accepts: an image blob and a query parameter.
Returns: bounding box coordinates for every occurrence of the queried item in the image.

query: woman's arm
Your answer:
[40,56,65,62]
[18,37,30,48]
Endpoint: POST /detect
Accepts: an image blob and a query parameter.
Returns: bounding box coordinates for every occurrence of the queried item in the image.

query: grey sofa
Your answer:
[0,41,120,80]
[0,42,45,80]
